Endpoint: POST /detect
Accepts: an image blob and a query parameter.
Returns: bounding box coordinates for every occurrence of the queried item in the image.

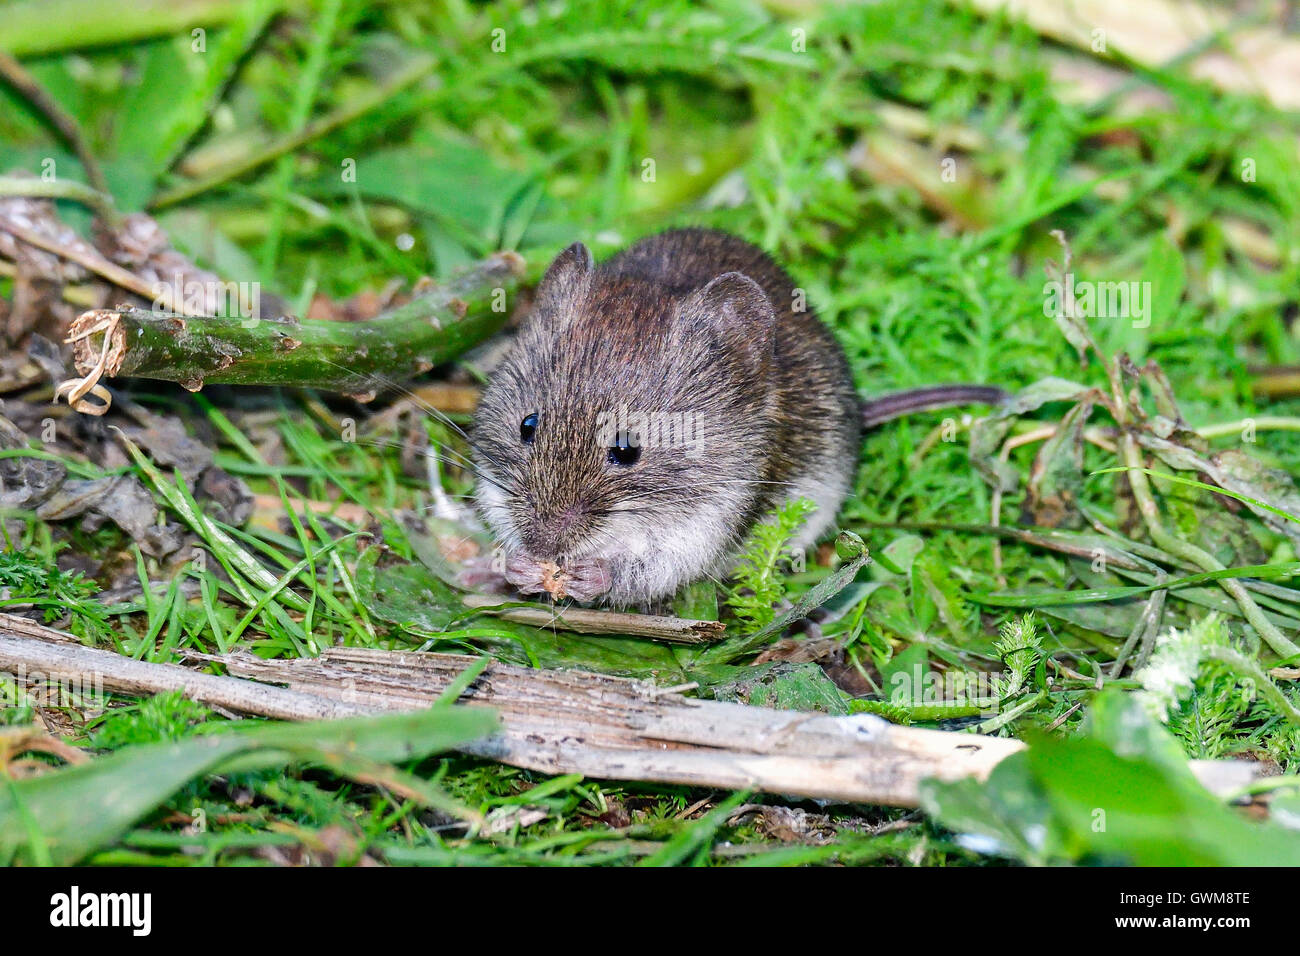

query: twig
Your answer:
[461,594,726,644]
[0,614,1263,803]
[1045,700,1084,732]
[0,614,358,721]
[1251,368,1300,400]
[1,614,1014,806]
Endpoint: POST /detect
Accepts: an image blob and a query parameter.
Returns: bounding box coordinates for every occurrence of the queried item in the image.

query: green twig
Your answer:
[970,688,1048,735]
[70,251,523,395]
[1197,416,1300,440]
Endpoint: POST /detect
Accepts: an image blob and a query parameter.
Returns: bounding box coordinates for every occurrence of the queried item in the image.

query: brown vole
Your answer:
[469,228,1004,606]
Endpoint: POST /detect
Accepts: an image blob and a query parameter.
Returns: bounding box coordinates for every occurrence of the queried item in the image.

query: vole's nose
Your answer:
[522,504,584,558]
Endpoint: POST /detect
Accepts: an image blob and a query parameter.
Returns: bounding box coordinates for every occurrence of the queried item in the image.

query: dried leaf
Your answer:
[1023,398,1093,527]
[968,377,1091,493]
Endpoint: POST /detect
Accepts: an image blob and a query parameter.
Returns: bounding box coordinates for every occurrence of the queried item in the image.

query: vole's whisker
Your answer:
[351,437,513,495]
[315,358,520,484]
[318,358,474,444]
[353,434,483,477]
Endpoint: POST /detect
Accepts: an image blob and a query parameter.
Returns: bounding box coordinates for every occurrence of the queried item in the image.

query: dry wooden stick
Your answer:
[0,214,184,309]
[2,613,1013,806]
[0,613,1261,805]
[0,623,362,722]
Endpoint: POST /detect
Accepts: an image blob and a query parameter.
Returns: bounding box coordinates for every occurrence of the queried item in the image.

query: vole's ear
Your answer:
[530,241,594,321]
[676,271,777,374]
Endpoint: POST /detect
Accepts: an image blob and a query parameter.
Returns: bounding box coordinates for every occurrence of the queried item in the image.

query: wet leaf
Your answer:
[1034,601,1140,639]
[357,554,465,632]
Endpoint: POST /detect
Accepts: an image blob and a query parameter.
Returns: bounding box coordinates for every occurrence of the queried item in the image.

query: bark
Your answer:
[67,250,524,396]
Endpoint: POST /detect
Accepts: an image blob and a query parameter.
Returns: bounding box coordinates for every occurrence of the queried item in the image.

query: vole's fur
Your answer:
[470,228,994,606]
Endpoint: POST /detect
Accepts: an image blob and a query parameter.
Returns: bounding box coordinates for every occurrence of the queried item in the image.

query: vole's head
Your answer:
[470,241,778,606]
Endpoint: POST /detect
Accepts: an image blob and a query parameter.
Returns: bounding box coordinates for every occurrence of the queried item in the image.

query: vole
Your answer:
[469,228,1005,606]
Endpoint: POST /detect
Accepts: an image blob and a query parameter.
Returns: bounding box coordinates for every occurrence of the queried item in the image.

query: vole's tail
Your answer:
[860,385,1009,429]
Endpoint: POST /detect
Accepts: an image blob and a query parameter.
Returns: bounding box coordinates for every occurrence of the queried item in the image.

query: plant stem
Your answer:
[70,251,524,395]
[1197,416,1300,440]
[1203,645,1300,729]
[970,687,1048,735]
[1120,433,1300,659]
[0,52,116,220]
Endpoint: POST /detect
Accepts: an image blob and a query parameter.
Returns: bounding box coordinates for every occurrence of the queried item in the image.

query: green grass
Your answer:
[3,0,1300,865]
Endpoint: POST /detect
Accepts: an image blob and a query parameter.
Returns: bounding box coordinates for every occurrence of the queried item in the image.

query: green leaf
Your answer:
[972,561,1300,607]
[1024,398,1093,527]
[704,531,870,664]
[923,691,1300,865]
[357,555,465,632]
[1143,233,1186,332]
[968,378,1091,492]
[919,753,1059,864]
[673,580,720,621]
[0,736,246,867]
[0,705,496,865]
[878,640,930,702]
[708,661,849,714]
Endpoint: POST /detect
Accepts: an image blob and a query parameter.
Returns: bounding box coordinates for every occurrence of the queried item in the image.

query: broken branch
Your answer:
[61,251,524,397]
[0,613,1261,806]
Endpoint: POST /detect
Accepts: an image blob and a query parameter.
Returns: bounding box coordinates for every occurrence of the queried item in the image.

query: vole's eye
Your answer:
[607,433,641,467]
[520,413,538,444]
